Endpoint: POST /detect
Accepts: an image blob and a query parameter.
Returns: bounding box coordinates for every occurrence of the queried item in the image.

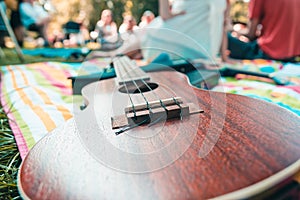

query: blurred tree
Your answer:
[130,0,158,24]
[230,0,249,24]
[49,0,93,34]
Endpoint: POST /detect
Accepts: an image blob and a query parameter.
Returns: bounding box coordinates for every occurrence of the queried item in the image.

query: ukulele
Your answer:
[69,57,289,96]
[68,57,220,95]
[18,56,300,199]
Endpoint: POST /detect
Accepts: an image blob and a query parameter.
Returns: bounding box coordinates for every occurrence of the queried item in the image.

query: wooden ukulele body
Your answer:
[18,69,300,199]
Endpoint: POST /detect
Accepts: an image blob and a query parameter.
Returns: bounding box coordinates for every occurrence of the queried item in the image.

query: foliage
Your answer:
[230,0,249,24]
[48,0,93,33]
[129,0,158,24]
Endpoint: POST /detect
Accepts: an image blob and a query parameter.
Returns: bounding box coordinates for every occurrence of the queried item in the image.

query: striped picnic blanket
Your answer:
[0,62,79,158]
[0,60,300,159]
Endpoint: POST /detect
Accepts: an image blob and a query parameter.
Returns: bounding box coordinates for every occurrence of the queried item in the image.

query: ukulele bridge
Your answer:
[111,97,203,131]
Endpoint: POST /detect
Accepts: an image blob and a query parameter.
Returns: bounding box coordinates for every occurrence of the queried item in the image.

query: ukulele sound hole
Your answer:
[119,82,158,94]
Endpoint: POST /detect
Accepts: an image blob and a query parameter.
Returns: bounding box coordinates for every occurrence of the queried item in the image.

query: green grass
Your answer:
[0,48,76,199]
[0,108,21,200]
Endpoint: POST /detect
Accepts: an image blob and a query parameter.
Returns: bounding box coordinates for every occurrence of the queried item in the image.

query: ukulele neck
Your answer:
[113,56,150,85]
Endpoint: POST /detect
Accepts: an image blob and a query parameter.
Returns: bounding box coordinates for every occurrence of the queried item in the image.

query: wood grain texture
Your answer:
[18,70,300,200]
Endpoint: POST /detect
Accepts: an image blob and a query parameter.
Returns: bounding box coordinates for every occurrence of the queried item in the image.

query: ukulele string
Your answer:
[173,97,183,120]
[131,79,152,113]
[116,78,163,135]
[141,74,184,121]
[115,97,149,135]
[115,78,145,135]
[122,58,153,113]
[115,117,151,135]
[126,69,182,128]
[150,73,184,120]
[140,79,170,127]
[122,79,137,119]
[115,58,154,135]
[141,79,167,110]
[141,79,183,125]
[115,57,183,134]
[116,55,179,132]
[115,82,152,135]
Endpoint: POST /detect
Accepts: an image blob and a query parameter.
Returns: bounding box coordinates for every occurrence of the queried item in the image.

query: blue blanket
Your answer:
[22,48,89,58]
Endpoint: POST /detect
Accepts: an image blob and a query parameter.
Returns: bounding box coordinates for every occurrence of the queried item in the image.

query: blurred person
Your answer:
[91,0,229,62]
[10,0,25,46]
[138,10,155,28]
[119,14,139,35]
[227,0,300,62]
[94,9,118,44]
[141,0,230,61]
[0,0,18,47]
[89,13,141,58]
[117,14,141,59]
[62,11,89,47]
[76,11,90,45]
[19,0,50,45]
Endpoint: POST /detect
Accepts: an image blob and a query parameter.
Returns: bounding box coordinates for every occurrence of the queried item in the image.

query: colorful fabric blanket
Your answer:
[214,60,300,116]
[0,62,78,159]
[0,59,299,159]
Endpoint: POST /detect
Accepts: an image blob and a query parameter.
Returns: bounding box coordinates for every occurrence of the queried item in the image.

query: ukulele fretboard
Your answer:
[113,56,150,85]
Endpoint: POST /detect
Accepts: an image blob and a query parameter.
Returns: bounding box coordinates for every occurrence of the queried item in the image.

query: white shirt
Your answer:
[141,0,226,61]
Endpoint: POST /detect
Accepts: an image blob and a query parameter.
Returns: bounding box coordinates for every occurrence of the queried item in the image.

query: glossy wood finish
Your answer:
[18,70,300,200]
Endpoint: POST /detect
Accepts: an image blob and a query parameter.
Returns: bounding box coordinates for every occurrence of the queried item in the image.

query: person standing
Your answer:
[141,0,229,61]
